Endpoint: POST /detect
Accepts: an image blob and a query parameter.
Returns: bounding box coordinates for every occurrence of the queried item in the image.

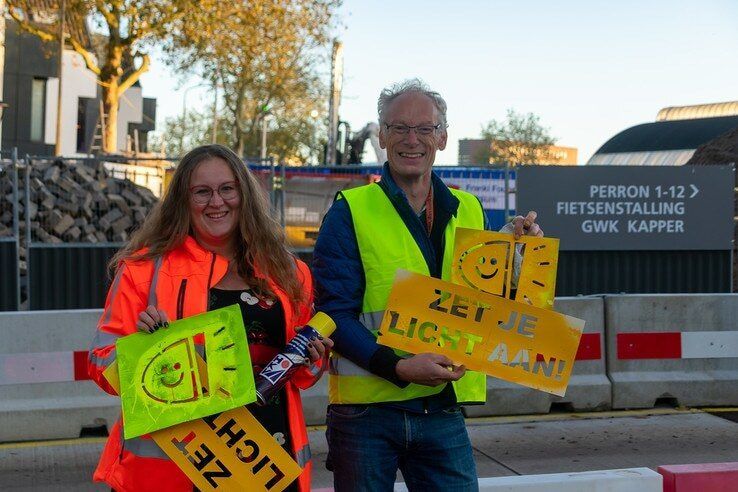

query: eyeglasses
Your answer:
[384,123,443,136]
[189,182,239,204]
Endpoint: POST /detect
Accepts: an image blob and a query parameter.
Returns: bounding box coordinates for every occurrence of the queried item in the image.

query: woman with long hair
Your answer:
[88,144,330,491]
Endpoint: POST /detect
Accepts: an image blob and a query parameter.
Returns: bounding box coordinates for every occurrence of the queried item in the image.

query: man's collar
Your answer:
[380,162,459,215]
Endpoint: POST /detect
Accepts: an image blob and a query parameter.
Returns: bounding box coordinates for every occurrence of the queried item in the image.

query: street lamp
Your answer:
[180,83,209,155]
[259,106,272,161]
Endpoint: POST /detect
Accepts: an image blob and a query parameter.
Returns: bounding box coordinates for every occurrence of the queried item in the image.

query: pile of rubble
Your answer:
[686,125,738,291]
[0,158,158,243]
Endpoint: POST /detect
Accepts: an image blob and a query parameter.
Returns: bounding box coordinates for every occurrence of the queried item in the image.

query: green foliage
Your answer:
[478,109,559,166]
[148,109,220,158]
[163,0,340,164]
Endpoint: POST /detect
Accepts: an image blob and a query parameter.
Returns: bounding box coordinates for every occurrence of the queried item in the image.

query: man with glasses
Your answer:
[313,79,542,491]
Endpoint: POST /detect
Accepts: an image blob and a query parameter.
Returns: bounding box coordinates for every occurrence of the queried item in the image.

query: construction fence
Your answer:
[0,153,516,310]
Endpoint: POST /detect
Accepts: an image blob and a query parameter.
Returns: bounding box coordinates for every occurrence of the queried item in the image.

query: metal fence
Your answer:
[1,153,517,310]
[0,152,20,310]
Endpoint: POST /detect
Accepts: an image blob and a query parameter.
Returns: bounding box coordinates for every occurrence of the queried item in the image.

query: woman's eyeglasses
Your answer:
[189,182,239,204]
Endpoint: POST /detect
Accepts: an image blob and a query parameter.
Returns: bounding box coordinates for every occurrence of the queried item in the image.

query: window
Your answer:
[30,78,46,142]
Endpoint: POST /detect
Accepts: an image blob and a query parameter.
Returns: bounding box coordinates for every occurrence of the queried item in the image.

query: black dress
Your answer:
[208,287,299,492]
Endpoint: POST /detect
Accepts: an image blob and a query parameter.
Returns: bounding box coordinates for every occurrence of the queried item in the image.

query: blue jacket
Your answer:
[313,163,492,411]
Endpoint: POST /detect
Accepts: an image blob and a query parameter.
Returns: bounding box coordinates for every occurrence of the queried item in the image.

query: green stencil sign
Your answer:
[117,304,255,439]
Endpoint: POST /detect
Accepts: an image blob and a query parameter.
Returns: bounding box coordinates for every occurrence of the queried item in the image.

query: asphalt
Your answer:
[1,408,736,491]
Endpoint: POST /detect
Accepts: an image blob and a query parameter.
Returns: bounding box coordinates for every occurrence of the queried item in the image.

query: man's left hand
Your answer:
[512,210,544,239]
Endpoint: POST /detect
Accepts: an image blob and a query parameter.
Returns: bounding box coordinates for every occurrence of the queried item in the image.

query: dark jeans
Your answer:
[326,404,478,492]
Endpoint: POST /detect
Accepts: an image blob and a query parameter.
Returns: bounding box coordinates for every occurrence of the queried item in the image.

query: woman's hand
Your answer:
[136,305,170,334]
[306,335,334,364]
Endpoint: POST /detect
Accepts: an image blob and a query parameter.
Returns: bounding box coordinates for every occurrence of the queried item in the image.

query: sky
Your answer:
[140,0,738,165]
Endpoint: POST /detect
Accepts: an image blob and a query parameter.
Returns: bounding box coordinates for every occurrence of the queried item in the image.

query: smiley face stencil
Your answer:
[452,228,559,310]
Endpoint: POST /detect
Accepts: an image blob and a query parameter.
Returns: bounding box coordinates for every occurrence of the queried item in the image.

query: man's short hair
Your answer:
[377,78,448,128]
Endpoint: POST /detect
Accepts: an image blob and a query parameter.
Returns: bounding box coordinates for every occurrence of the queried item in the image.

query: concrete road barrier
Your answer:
[606,294,738,409]
[659,462,738,492]
[464,296,610,417]
[393,468,661,491]
[0,309,119,442]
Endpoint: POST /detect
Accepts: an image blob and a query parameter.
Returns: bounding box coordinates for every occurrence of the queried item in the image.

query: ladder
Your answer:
[88,100,107,155]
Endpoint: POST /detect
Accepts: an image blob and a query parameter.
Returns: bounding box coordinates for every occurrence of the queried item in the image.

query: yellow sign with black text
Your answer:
[376,270,584,396]
[104,359,301,491]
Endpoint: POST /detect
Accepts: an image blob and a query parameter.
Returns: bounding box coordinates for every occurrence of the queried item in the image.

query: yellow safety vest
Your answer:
[328,182,487,404]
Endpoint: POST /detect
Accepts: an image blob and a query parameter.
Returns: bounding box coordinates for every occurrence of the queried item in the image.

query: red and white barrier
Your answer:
[618,331,738,359]
[0,309,118,442]
[0,351,91,385]
[658,462,738,492]
[606,294,738,409]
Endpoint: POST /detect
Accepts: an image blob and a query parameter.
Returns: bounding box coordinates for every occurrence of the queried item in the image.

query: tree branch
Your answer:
[7,7,55,42]
[95,0,119,31]
[117,52,150,96]
[68,36,102,75]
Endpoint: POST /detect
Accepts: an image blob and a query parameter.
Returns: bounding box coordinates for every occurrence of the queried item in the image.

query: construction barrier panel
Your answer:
[393,468,662,492]
[464,296,609,417]
[0,239,19,311]
[0,309,118,442]
[606,294,738,409]
[283,172,375,248]
[658,462,738,492]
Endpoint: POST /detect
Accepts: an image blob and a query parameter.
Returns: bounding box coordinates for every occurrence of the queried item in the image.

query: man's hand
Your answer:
[512,210,544,239]
[395,353,466,386]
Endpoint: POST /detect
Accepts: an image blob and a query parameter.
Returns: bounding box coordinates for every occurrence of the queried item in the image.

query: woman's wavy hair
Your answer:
[110,144,305,311]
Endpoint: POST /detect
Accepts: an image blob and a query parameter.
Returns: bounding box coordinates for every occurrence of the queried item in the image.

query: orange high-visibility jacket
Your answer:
[88,236,318,492]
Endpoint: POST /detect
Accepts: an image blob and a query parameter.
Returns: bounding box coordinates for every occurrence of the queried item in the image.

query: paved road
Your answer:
[1,408,736,490]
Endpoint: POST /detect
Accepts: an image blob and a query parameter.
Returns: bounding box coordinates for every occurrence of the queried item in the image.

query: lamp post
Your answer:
[54,0,65,156]
[259,106,272,161]
[180,83,209,155]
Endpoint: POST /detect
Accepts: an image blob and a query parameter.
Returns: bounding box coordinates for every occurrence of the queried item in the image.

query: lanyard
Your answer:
[424,185,434,237]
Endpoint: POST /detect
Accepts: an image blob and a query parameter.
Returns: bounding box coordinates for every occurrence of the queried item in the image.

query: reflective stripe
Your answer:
[89,330,121,368]
[358,310,385,331]
[308,362,321,377]
[101,268,125,326]
[148,256,163,307]
[295,443,311,467]
[328,310,386,378]
[124,437,169,459]
[90,347,116,368]
[120,425,169,459]
[90,330,121,350]
[328,354,372,377]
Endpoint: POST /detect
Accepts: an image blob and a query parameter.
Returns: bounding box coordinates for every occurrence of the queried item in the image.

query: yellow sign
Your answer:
[376,270,584,396]
[105,360,302,492]
[453,228,559,309]
[116,305,255,439]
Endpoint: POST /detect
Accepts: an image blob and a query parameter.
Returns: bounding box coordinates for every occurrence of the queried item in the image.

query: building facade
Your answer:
[588,101,738,166]
[458,138,578,165]
[2,20,156,156]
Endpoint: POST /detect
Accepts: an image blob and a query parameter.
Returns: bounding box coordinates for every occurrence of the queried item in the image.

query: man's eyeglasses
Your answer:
[189,182,239,204]
[384,123,443,136]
